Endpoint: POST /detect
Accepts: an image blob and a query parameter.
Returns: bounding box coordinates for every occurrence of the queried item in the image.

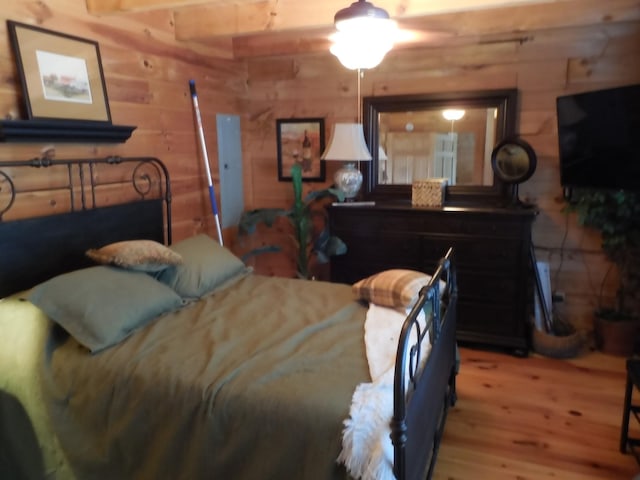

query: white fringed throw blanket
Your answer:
[338,304,430,480]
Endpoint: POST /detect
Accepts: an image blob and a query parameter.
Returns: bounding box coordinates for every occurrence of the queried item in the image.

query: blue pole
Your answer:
[189,79,223,245]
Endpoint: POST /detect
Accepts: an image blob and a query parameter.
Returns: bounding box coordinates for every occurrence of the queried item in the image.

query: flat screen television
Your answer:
[556,84,640,191]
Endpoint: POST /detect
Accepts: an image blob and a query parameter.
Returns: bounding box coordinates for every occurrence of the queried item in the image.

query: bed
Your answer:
[0,156,458,480]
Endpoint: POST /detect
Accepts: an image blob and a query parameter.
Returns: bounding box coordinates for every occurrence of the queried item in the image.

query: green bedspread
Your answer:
[39,274,368,479]
[0,295,74,479]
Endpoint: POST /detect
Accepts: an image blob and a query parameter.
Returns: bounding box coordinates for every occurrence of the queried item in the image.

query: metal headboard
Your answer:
[0,155,173,297]
[0,154,172,243]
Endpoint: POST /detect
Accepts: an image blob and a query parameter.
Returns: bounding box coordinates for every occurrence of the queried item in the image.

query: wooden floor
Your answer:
[433,346,639,480]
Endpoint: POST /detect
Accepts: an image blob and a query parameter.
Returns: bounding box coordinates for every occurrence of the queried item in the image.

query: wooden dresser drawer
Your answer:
[329,203,536,354]
[457,269,518,302]
[338,233,419,264]
[417,213,529,239]
[420,235,524,271]
[457,300,528,352]
[331,205,531,239]
[331,261,389,284]
[330,208,412,234]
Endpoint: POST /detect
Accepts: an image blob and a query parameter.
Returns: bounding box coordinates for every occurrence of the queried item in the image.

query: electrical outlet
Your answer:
[552,291,565,303]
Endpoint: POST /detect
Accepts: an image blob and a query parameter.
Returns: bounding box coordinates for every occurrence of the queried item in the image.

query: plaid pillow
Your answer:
[352,269,432,308]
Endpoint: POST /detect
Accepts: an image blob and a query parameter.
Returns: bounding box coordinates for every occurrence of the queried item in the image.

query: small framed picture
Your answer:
[276,118,325,182]
[7,20,111,123]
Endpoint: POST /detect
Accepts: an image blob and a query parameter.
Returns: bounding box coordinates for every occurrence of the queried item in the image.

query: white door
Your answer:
[433,133,457,185]
[216,114,243,228]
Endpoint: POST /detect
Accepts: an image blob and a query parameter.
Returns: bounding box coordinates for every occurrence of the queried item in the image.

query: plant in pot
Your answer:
[237,163,346,280]
[568,188,640,356]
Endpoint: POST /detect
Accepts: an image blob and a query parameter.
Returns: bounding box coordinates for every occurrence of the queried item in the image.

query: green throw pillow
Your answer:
[28,266,185,353]
[157,234,249,298]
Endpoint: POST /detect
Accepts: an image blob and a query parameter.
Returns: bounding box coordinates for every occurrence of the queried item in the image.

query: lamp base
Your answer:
[334,162,363,200]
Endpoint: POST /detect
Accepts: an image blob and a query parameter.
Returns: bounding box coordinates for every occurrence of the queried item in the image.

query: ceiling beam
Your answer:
[229,0,640,58]
[85,0,251,15]
[173,0,567,40]
[87,0,565,34]
[87,0,561,16]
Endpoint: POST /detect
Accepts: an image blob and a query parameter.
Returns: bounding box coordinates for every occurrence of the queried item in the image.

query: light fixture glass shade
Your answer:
[322,123,372,199]
[329,17,396,70]
[442,109,466,121]
[329,8,397,69]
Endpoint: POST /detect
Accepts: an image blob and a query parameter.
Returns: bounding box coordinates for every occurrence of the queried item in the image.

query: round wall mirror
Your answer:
[491,137,537,184]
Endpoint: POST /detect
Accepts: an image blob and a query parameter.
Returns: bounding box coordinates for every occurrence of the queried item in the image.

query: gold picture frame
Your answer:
[7,21,111,123]
[276,118,326,182]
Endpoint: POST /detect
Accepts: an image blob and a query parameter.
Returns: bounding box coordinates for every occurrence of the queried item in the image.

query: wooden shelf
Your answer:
[0,119,136,143]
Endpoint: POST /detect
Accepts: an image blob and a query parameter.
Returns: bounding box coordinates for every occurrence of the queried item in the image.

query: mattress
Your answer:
[11,274,369,480]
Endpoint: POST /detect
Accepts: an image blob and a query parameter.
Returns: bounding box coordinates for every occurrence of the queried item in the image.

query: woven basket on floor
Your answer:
[531,327,587,359]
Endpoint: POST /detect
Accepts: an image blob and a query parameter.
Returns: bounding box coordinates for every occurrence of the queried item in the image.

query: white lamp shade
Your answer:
[321,123,372,162]
[378,145,388,161]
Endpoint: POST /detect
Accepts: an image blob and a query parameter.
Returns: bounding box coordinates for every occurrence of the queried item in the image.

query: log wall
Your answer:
[0,0,245,243]
[242,16,640,330]
[1,0,639,332]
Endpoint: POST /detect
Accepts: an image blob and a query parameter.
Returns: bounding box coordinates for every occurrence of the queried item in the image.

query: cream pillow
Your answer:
[86,239,183,272]
[352,269,441,308]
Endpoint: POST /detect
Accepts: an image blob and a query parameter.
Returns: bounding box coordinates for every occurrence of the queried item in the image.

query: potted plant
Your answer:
[568,188,640,355]
[237,163,346,280]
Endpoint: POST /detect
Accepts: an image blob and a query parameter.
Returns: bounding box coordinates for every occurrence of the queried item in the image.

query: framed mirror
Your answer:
[362,89,519,205]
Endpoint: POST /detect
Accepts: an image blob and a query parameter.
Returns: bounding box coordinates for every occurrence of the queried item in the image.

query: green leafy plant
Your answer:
[567,189,640,320]
[238,163,346,279]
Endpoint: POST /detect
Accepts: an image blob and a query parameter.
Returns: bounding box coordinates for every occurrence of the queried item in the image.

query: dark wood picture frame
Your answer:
[276,118,325,182]
[7,20,112,123]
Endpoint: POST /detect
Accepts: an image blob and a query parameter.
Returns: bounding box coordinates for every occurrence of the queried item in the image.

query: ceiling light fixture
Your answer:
[442,108,465,135]
[442,109,466,121]
[329,0,397,70]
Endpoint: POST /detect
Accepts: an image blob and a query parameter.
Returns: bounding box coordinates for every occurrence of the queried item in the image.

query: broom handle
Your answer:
[190,80,224,246]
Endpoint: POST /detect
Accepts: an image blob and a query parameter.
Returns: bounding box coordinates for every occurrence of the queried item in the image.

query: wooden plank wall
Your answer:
[0,0,246,243]
[1,0,640,333]
[242,15,640,330]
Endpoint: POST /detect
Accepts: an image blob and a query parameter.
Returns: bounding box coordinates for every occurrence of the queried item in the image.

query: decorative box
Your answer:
[411,178,448,207]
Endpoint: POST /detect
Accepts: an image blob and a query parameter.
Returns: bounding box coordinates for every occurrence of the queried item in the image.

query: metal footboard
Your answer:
[391,247,458,480]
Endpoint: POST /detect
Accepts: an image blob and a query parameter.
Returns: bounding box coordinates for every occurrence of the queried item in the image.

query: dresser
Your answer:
[328,203,537,355]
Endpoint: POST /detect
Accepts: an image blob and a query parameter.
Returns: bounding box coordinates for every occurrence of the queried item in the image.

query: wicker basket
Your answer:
[531,327,586,359]
[412,178,448,207]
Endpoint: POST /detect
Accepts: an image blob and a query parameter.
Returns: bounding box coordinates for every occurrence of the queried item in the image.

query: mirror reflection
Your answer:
[378,106,498,186]
[494,144,530,181]
[491,137,537,184]
[362,90,518,204]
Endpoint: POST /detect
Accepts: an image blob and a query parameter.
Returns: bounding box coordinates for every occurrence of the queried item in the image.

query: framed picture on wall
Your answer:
[7,20,112,123]
[276,118,326,181]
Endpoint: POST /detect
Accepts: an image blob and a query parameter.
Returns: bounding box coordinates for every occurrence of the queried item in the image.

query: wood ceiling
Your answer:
[84,0,640,59]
